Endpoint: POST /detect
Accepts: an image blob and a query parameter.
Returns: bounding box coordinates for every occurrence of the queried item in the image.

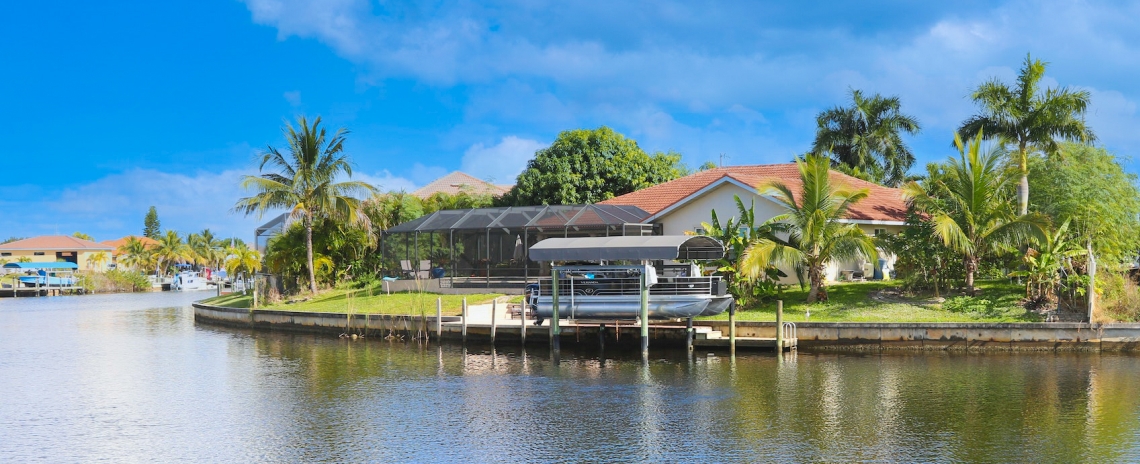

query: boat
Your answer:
[526,265,733,321]
[171,271,209,291]
[18,270,76,287]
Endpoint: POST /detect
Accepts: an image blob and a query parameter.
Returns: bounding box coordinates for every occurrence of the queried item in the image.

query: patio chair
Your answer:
[417,260,432,279]
[399,260,415,278]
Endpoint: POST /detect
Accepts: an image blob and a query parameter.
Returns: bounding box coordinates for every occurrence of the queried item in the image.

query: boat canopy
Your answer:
[3,262,79,270]
[528,235,725,262]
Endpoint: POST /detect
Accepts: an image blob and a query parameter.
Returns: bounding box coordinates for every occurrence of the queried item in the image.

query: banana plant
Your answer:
[1009,219,1084,300]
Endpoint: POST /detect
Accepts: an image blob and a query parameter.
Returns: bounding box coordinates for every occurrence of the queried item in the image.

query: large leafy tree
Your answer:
[903,132,1047,294]
[234,116,377,294]
[739,154,878,303]
[958,54,1095,215]
[497,126,686,205]
[812,89,921,187]
[143,206,161,239]
[1028,143,1140,266]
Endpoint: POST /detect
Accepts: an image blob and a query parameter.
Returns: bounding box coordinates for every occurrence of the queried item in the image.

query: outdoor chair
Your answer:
[417,260,432,279]
[399,260,416,279]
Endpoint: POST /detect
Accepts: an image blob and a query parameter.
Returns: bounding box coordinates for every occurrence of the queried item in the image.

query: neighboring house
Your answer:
[411,171,511,199]
[100,236,159,268]
[601,164,908,283]
[0,236,114,271]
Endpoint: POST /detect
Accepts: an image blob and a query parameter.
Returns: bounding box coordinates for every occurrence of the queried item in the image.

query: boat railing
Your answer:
[535,275,721,296]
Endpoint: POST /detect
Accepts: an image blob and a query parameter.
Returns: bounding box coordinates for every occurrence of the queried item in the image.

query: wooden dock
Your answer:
[0,286,84,297]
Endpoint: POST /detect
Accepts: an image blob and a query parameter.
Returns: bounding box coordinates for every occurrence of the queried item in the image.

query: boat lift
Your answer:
[528,235,725,356]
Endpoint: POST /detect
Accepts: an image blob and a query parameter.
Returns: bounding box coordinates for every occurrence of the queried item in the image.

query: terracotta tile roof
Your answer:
[100,236,159,256]
[412,171,511,199]
[0,235,114,251]
[600,163,907,223]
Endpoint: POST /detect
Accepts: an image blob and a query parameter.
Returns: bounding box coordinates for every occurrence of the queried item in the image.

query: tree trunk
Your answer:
[305,218,317,294]
[806,264,826,303]
[1087,240,1096,322]
[964,256,978,295]
[1017,174,1029,216]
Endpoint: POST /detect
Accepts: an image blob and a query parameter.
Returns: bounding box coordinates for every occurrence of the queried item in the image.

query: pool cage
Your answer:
[379,205,658,288]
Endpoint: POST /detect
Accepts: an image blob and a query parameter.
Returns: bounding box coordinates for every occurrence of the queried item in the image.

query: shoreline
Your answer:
[193,301,1140,352]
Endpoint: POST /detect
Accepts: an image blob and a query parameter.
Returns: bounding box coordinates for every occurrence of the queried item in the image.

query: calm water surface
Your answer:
[2,292,1140,462]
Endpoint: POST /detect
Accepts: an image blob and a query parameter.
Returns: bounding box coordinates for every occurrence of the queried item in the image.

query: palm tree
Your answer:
[152,230,194,277]
[187,229,223,270]
[958,54,1095,215]
[812,89,921,187]
[903,132,1048,294]
[234,116,377,293]
[739,154,879,303]
[117,236,152,271]
[224,245,263,283]
[87,252,108,271]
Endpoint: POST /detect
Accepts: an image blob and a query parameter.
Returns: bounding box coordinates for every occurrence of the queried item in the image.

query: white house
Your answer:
[601,163,908,283]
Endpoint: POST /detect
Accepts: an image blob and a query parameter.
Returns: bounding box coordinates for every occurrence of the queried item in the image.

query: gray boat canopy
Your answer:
[528,235,725,262]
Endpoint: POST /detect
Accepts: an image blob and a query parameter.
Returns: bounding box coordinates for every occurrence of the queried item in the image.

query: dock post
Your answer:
[686,317,693,352]
[436,297,442,341]
[520,299,527,346]
[491,299,498,345]
[640,264,649,357]
[461,298,468,344]
[551,269,560,352]
[729,301,736,355]
[776,300,784,351]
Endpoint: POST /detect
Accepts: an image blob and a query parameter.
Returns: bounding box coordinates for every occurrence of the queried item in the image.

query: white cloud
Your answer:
[352,170,418,193]
[460,136,546,183]
[283,90,302,107]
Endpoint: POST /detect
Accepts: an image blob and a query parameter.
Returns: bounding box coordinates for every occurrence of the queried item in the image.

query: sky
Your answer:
[3,0,1140,242]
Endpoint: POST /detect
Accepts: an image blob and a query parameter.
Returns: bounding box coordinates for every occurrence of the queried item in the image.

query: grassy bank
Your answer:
[700,280,1040,323]
[199,284,503,316]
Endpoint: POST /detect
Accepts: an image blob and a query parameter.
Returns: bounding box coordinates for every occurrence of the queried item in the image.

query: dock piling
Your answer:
[729,301,737,355]
[551,269,561,352]
[520,299,526,345]
[461,298,468,344]
[686,317,693,352]
[490,299,497,345]
[436,297,442,341]
[776,300,784,351]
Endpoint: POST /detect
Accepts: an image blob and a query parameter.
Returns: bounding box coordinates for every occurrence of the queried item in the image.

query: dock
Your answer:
[0,285,84,298]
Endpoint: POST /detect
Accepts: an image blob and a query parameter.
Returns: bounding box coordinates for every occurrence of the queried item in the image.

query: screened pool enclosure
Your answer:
[379,205,657,287]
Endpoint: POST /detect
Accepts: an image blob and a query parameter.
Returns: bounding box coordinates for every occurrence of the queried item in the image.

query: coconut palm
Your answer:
[233,116,377,293]
[188,229,224,270]
[812,89,921,187]
[117,236,152,271]
[739,154,879,303]
[152,230,194,276]
[958,54,1095,215]
[224,245,263,280]
[87,252,108,271]
[903,131,1048,294]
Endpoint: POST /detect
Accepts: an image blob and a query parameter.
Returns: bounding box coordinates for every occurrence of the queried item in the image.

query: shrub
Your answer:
[942,296,996,314]
[77,270,151,293]
[1099,272,1140,322]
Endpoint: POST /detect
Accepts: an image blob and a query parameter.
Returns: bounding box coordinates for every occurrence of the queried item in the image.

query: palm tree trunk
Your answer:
[1017,174,1029,216]
[965,256,977,295]
[305,218,317,294]
[806,264,825,303]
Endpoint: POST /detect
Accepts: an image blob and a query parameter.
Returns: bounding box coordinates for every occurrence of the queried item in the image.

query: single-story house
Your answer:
[0,236,114,271]
[601,163,908,283]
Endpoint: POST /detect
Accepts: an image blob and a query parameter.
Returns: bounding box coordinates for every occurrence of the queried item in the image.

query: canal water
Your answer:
[3,292,1140,462]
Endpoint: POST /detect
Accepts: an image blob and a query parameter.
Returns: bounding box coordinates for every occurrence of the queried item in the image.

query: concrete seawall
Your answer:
[193,303,1140,351]
[694,321,1140,351]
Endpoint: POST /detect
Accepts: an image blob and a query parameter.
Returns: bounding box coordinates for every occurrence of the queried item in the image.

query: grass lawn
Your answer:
[199,284,503,316]
[699,280,1041,323]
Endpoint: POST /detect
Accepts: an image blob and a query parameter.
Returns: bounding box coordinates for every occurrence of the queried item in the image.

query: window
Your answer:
[0,252,10,257]
[33,252,45,256]
[873,228,887,236]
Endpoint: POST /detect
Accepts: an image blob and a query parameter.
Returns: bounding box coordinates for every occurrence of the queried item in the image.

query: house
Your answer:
[0,236,115,271]
[100,236,159,268]
[601,163,908,283]
[411,171,512,199]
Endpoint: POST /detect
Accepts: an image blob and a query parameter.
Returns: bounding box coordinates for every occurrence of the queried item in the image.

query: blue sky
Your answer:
[4,0,1140,242]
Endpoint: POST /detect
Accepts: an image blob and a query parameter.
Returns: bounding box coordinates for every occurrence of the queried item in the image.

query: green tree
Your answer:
[2,237,25,244]
[233,115,377,294]
[72,232,94,241]
[1010,219,1084,301]
[224,245,263,279]
[902,132,1047,294]
[812,89,921,187]
[498,126,686,205]
[739,154,878,303]
[152,230,193,276]
[958,54,1096,215]
[1028,143,1140,266]
[117,236,153,271]
[143,206,161,239]
[187,229,224,269]
[87,251,109,271]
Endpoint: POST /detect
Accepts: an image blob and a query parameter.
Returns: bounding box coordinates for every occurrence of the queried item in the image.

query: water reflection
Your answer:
[2,292,1140,461]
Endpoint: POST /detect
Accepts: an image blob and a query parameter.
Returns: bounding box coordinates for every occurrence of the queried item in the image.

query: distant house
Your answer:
[412,171,511,199]
[601,164,908,282]
[100,236,159,268]
[0,236,114,271]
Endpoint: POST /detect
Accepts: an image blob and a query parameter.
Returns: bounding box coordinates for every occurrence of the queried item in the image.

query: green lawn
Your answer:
[699,280,1040,323]
[199,284,503,316]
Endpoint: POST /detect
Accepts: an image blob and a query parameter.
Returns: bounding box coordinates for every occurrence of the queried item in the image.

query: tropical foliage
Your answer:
[233,115,377,293]
[739,154,878,303]
[958,54,1095,215]
[812,89,921,187]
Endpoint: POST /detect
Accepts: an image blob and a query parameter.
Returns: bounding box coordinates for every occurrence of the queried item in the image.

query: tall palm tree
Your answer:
[224,245,263,281]
[187,229,223,270]
[152,230,194,277]
[958,54,1095,215]
[233,116,377,293]
[903,132,1048,294]
[117,236,152,271]
[812,89,921,187]
[739,154,879,303]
